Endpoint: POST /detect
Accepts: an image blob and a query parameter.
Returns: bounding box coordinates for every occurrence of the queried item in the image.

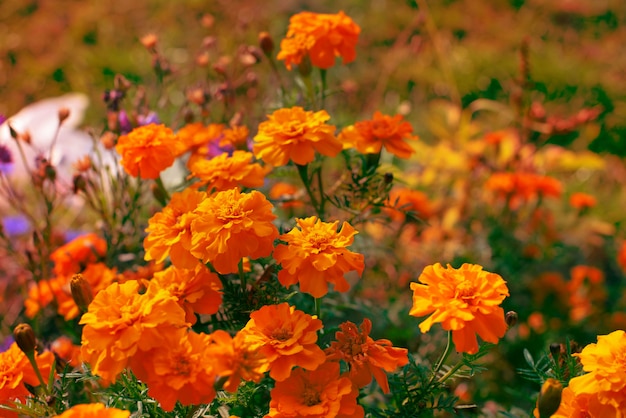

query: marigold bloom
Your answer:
[150,264,223,324]
[339,111,418,158]
[325,318,408,393]
[277,11,361,70]
[115,124,183,179]
[568,330,626,416]
[569,192,597,210]
[189,188,278,274]
[187,150,269,191]
[269,182,304,209]
[485,172,562,208]
[253,107,341,167]
[0,342,54,405]
[51,233,107,277]
[242,303,325,381]
[409,263,510,354]
[274,216,364,298]
[51,336,82,368]
[131,330,216,411]
[567,266,605,323]
[177,122,225,157]
[384,188,434,222]
[57,403,130,418]
[58,263,118,320]
[266,361,364,418]
[80,281,188,384]
[24,276,63,318]
[144,188,207,269]
[206,329,269,392]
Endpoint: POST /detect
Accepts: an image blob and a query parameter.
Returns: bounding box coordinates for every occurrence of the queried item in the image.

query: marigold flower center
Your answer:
[271,328,293,341]
[455,280,477,301]
[309,232,332,250]
[302,386,321,406]
[174,356,192,376]
[216,203,247,222]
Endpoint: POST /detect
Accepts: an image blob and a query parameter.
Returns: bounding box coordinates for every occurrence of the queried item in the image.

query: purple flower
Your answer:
[2,215,29,236]
[138,111,160,126]
[0,336,14,352]
[118,110,132,134]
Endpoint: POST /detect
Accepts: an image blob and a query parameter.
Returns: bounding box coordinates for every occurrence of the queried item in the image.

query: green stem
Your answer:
[238,259,247,292]
[25,352,50,395]
[428,330,453,386]
[320,68,327,109]
[154,175,170,206]
[314,297,322,320]
[302,73,316,109]
[437,359,465,384]
[296,163,320,215]
[315,167,326,219]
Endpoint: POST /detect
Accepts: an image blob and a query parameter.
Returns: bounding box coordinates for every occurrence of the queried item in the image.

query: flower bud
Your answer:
[58,107,70,125]
[100,131,116,150]
[537,378,563,418]
[13,323,37,355]
[72,174,87,194]
[140,33,158,51]
[7,123,19,140]
[258,31,274,56]
[505,311,518,327]
[70,274,93,313]
[549,343,561,360]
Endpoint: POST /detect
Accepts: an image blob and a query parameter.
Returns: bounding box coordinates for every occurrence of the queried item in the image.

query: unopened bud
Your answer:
[114,74,132,92]
[537,378,563,418]
[72,174,87,194]
[13,323,37,355]
[549,343,561,360]
[187,88,209,106]
[7,123,19,140]
[140,33,158,51]
[100,131,116,150]
[384,172,394,184]
[70,274,93,313]
[258,31,274,56]
[44,163,57,182]
[505,311,518,327]
[58,107,70,125]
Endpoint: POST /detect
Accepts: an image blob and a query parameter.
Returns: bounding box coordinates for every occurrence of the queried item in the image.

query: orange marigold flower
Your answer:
[144,188,207,269]
[222,125,250,149]
[24,276,63,318]
[568,330,626,415]
[269,182,304,209]
[338,111,418,158]
[253,107,341,167]
[242,303,325,382]
[80,281,187,384]
[277,11,360,70]
[115,124,184,179]
[187,150,269,191]
[384,188,434,222]
[206,329,269,392]
[177,122,225,155]
[569,192,596,210]
[51,336,82,368]
[131,330,216,411]
[266,361,364,418]
[56,403,130,418]
[409,263,510,354]
[57,263,118,320]
[325,318,408,393]
[274,216,364,298]
[567,266,605,323]
[150,264,223,325]
[189,188,278,274]
[0,342,54,405]
[485,172,562,208]
[51,233,107,277]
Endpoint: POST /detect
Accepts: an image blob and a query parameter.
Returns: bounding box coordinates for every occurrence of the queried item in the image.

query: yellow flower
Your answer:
[190,188,278,274]
[115,124,183,179]
[568,330,626,416]
[187,150,269,191]
[274,216,364,298]
[144,188,207,269]
[409,263,510,354]
[277,11,361,70]
[80,281,188,384]
[253,107,341,167]
[338,111,418,158]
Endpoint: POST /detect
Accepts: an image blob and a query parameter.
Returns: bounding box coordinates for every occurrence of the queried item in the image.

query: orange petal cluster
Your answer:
[189,188,278,274]
[242,303,326,381]
[325,318,408,393]
[144,188,207,269]
[131,330,217,411]
[409,263,510,354]
[187,150,269,191]
[485,171,562,208]
[266,361,364,418]
[150,264,223,324]
[253,107,341,167]
[277,11,360,70]
[115,124,183,179]
[0,343,55,407]
[80,281,188,384]
[567,330,626,416]
[274,216,364,298]
[50,233,107,277]
[338,111,418,158]
[56,403,130,418]
[384,188,434,222]
[569,192,597,210]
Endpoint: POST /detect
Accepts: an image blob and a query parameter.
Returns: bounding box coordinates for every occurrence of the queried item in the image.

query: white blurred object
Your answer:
[0,93,94,185]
